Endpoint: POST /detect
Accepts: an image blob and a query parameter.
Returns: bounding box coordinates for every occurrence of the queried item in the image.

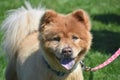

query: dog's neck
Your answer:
[42,56,72,76]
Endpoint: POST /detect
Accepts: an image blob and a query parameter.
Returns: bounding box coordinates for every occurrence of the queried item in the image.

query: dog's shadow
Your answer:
[91,13,120,54]
[92,13,120,25]
[92,29,120,54]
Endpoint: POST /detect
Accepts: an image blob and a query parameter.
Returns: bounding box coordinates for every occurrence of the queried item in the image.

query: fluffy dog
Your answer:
[2,2,92,80]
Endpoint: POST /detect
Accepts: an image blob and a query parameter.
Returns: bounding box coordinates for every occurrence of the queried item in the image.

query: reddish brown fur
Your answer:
[39,10,92,72]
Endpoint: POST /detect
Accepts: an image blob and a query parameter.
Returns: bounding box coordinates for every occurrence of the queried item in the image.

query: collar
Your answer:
[42,57,69,76]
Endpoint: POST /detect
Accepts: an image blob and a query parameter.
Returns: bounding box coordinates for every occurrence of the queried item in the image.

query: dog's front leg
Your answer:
[5,57,17,80]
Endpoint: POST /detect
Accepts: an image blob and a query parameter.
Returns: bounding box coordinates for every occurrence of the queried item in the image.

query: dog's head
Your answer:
[39,9,92,72]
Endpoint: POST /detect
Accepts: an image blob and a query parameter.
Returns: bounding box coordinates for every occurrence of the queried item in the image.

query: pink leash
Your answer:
[82,48,120,72]
[91,48,120,71]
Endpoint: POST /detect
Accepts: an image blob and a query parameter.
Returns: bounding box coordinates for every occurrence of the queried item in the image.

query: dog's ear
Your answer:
[40,10,57,25]
[39,10,57,32]
[72,9,91,30]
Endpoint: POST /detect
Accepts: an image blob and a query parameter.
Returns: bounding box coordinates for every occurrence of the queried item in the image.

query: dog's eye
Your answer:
[52,37,60,42]
[72,35,79,41]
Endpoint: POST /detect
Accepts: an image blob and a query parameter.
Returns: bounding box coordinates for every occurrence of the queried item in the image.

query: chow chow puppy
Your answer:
[2,2,92,80]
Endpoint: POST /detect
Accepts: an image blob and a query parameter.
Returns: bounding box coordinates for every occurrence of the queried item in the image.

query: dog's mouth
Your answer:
[54,47,81,70]
[60,58,75,70]
[56,57,75,70]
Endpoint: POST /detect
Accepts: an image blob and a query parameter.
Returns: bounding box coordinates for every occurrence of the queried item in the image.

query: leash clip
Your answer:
[80,61,91,72]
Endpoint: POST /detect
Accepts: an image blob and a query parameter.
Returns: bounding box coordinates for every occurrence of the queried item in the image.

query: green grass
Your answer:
[0,55,6,80]
[0,0,120,80]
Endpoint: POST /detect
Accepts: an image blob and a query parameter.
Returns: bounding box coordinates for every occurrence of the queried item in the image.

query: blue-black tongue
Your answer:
[60,58,75,70]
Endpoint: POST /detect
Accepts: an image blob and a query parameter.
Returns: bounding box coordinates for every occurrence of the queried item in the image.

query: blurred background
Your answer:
[0,0,120,80]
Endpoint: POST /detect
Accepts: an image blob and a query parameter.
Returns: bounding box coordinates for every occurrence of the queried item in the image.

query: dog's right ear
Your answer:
[39,10,57,32]
[40,10,57,25]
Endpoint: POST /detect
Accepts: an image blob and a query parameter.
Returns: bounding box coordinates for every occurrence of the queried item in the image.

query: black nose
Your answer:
[62,47,73,58]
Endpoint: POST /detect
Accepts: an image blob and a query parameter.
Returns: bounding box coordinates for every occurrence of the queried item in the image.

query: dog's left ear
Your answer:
[72,9,91,30]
